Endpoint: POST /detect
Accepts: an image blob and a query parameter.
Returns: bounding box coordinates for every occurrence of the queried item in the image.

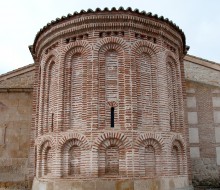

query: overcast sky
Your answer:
[0,0,220,74]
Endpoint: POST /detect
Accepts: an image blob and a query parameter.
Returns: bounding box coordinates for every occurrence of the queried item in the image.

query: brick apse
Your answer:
[25,7,193,190]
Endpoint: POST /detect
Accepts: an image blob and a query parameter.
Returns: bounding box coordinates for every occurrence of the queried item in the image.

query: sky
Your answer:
[0,0,220,74]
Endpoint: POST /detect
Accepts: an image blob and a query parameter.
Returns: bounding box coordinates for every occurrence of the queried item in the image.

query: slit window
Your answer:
[111,107,114,128]
[51,113,54,132]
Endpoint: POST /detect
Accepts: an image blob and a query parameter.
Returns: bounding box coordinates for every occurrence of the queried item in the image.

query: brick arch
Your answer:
[93,132,132,150]
[57,133,90,150]
[95,132,131,177]
[135,134,163,177]
[40,48,59,68]
[37,139,55,177]
[36,135,56,149]
[99,43,124,56]
[94,37,129,54]
[134,133,164,149]
[61,138,84,177]
[131,40,159,56]
[164,51,180,65]
[168,134,186,152]
[62,40,92,58]
[168,134,186,175]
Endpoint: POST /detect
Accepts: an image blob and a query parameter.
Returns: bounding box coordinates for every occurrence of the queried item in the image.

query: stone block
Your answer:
[96,180,115,190]
[81,181,95,190]
[115,180,134,190]
[186,88,195,93]
[214,111,220,123]
[212,97,220,107]
[189,128,199,143]
[190,147,200,158]
[216,147,220,165]
[187,97,196,108]
[188,112,198,124]
[212,89,220,93]
[215,127,220,143]
[134,179,160,190]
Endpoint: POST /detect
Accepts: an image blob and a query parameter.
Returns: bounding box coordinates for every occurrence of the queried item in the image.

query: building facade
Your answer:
[0,7,220,190]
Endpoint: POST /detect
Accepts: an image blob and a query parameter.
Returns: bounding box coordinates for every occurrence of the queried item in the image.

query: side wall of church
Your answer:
[0,90,32,189]
[185,60,220,187]
[0,67,34,189]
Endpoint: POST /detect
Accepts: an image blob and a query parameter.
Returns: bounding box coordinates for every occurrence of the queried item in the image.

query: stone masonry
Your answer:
[0,65,34,189]
[184,56,220,188]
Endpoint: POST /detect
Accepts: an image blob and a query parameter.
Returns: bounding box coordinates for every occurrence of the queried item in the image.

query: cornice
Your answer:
[0,63,35,82]
[31,7,186,57]
[185,54,220,71]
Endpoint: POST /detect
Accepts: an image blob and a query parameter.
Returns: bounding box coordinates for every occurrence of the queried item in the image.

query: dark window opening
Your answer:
[170,112,172,127]
[111,107,114,128]
[51,113,54,132]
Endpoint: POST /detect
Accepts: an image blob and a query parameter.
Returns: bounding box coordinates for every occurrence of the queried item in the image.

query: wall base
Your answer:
[32,177,193,190]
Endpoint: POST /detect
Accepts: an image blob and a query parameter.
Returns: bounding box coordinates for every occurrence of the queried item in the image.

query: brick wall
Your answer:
[185,59,220,187]
[29,10,190,190]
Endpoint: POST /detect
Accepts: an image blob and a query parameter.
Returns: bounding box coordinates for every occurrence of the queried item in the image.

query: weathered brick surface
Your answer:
[3,8,220,190]
[27,8,190,190]
[186,79,220,187]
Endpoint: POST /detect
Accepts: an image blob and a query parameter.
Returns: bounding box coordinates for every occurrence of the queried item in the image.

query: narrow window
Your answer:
[51,113,54,132]
[111,107,114,128]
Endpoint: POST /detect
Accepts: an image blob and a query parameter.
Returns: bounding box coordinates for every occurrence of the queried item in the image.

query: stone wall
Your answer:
[185,58,220,187]
[0,90,32,189]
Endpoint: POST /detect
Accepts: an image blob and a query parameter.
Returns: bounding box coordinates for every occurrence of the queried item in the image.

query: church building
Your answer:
[0,7,220,190]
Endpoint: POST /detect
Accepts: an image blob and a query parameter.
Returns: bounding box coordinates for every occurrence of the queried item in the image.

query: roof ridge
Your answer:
[185,54,220,71]
[187,54,220,65]
[0,63,35,81]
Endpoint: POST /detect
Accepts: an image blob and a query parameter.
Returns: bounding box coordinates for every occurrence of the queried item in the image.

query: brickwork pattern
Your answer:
[29,9,190,187]
[186,80,220,187]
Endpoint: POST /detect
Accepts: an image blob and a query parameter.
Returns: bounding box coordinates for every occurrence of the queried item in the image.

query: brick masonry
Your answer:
[28,8,190,190]
[185,58,220,187]
[1,7,220,190]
